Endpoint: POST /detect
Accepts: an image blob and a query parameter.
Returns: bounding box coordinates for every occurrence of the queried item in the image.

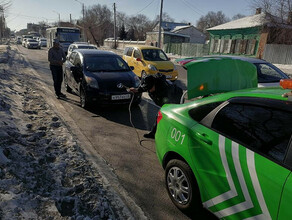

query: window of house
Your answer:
[245,39,257,55]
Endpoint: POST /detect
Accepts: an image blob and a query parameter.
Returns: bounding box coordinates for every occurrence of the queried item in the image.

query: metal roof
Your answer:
[207,13,282,31]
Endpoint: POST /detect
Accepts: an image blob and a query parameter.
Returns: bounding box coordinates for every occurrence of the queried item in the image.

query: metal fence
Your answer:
[163,43,209,57]
[263,44,292,64]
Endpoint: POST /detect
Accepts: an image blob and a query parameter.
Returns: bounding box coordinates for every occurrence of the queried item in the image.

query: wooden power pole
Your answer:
[158,0,164,48]
[113,3,117,49]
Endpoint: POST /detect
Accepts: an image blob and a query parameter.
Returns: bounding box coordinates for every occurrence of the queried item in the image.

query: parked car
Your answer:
[16,37,22,44]
[122,45,178,81]
[155,79,292,219]
[26,39,40,49]
[63,49,141,108]
[67,42,97,58]
[38,38,47,48]
[177,55,290,87]
[22,38,27,47]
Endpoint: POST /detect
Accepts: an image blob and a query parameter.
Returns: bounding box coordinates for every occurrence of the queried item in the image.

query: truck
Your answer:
[46,27,81,54]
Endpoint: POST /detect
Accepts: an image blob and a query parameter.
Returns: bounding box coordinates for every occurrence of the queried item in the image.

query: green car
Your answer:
[155,85,292,219]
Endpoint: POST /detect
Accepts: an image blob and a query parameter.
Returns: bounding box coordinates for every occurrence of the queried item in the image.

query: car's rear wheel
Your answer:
[64,73,72,93]
[80,87,90,109]
[165,159,202,214]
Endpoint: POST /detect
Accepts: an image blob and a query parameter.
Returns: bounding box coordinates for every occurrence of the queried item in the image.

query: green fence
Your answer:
[163,43,209,57]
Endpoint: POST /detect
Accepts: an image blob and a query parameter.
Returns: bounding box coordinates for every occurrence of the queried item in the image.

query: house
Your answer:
[146,21,206,46]
[207,8,292,58]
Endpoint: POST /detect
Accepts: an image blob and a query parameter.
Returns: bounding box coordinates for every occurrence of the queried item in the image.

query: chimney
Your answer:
[256,8,262,15]
[288,12,292,24]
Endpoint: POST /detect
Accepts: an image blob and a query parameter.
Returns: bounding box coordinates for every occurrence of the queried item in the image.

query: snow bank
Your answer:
[0,45,131,219]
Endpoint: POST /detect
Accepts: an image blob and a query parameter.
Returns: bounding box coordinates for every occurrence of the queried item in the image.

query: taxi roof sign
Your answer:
[185,57,258,99]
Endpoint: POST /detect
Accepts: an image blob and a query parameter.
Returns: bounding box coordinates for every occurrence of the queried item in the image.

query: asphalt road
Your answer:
[15,44,216,220]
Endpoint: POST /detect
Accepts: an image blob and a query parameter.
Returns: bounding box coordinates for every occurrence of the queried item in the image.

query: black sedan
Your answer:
[64,49,141,108]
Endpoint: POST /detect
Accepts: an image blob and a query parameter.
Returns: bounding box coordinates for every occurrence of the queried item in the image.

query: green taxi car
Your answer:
[155,81,292,219]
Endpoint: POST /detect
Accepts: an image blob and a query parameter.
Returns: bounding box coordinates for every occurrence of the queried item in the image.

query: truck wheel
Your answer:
[165,159,202,214]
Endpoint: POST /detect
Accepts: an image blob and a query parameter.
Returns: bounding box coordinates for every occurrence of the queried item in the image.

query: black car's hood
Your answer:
[89,71,136,91]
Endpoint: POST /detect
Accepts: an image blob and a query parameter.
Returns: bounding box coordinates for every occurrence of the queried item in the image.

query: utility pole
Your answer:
[158,0,163,48]
[82,3,86,41]
[74,0,86,41]
[52,10,61,26]
[113,3,117,49]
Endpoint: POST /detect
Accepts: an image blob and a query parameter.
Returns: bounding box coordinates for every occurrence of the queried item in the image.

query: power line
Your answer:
[180,0,204,16]
[132,0,157,16]
[6,12,55,21]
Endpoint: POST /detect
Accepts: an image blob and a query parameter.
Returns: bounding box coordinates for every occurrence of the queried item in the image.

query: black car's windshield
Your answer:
[85,55,130,72]
[141,49,168,61]
[255,63,289,83]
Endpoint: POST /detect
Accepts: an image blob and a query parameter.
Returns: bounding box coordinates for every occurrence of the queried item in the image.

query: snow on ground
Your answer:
[0,45,132,219]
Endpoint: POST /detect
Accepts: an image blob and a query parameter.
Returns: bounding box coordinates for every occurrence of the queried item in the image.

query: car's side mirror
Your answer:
[136,58,142,62]
[130,66,134,70]
[168,57,171,61]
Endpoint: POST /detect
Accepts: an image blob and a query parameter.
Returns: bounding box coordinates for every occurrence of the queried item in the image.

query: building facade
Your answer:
[207,9,292,58]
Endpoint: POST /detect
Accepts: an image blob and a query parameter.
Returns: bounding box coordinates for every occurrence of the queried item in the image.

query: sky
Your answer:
[6,0,254,31]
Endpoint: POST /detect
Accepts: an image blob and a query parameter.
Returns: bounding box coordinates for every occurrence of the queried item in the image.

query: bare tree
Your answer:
[153,12,175,24]
[0,0,11,39]
[196,11,230,34]
[128,14,153,40]
[232,13,246,20]
[251,0,292,22]
[83,4,113,45]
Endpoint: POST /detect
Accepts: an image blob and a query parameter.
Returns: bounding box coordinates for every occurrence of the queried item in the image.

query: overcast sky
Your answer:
[6,0,254,31]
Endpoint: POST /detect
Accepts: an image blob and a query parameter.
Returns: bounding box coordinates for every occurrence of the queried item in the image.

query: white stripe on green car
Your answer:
[203,135,271,219]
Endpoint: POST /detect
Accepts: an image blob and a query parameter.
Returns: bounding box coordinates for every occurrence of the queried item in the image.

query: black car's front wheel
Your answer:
[80,87,90,109]
[165,159,202,214]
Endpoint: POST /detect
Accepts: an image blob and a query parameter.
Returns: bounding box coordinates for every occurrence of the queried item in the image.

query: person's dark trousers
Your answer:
[50,65,63,96]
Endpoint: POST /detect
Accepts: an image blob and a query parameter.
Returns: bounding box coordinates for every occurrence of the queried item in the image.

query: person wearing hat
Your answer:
[48,39,66,99]
[130,73,183,138]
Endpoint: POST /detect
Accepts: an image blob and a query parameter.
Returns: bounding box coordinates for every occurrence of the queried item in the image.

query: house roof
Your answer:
[172,25,193,32]
[147,31,190,38]
[207,13,282,31]
[157,21,191,32]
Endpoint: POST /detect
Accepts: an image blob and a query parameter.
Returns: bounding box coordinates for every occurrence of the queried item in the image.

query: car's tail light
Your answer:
[280,79,292,89]
[157,111,163,124]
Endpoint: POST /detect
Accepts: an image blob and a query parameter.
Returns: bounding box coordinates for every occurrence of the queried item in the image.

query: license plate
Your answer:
[111,94,131,100]
[166,75,172,79]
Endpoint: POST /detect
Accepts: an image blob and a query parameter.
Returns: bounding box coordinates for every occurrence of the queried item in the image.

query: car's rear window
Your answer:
[189,102,223,122]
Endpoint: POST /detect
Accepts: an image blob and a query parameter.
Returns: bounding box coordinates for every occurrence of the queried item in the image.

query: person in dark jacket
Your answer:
[130,73,183,138]
[48,39,66,99]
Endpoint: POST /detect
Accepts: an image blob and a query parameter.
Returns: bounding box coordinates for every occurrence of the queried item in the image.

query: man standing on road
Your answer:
[48,39,66,99]
[130,73,183,139]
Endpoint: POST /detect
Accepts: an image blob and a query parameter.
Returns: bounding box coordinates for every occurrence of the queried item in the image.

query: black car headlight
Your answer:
[85,76,99,89]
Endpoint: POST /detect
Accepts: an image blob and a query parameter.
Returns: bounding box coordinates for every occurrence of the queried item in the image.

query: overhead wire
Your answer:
[132,0,157,16]
[180,0,205,16]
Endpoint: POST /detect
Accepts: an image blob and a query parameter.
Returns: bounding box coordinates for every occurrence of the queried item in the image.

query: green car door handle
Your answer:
[195,132,213,145]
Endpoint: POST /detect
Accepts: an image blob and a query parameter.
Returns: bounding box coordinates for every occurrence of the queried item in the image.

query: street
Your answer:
[15,44,216,220]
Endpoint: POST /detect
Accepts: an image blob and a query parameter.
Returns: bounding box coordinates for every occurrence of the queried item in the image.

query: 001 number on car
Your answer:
[171,128,185,145]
